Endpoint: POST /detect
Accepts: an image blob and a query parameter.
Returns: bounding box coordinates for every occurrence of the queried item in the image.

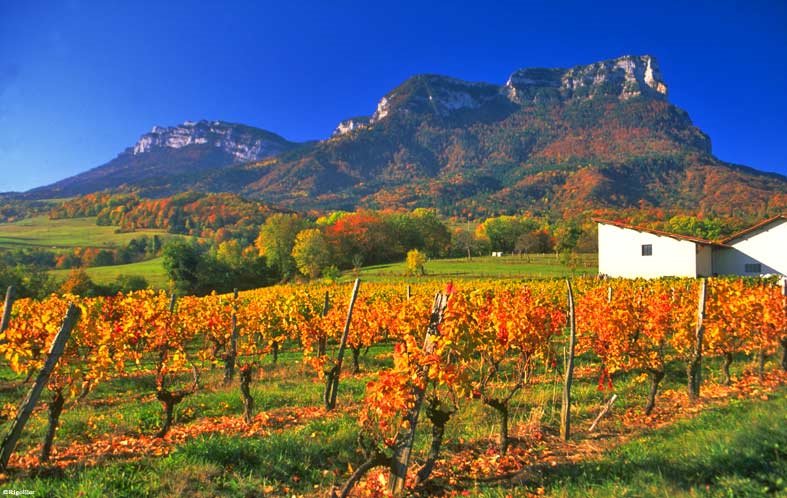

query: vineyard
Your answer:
[0,277,785,497]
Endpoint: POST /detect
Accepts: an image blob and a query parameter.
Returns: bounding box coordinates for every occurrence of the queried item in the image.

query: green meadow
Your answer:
[49,256,171,289]
[345,253,597,282]
[0,216,171,251]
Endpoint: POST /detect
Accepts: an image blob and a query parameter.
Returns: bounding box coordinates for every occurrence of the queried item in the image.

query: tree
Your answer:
[405,249,427,276]
[0,262,56,299]
[451,228,490,259]
[574,225,598,253]
[292,229,331,279]
[255,213,308,279]
[216,240,243,268]
[112,275,149,293]
[514,230,552,258]
[667,215,726,240]
[387,209,451,257]
[162,239,204,295]
[59,269,96,296]
[325,211,398,267]
[554,223,582,255]
[477,216,538,253]
[164,239,275,295]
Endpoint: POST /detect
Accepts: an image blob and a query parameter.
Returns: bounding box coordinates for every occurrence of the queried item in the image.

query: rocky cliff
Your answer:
[131,120,293,162]
[27,121,299,198]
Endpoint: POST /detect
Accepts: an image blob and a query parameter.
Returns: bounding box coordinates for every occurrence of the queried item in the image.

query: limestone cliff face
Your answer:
[332,116,372,137]
[348,55,670,130]
[132,120,294,162]
[505,55,668,104]
[27,120,299,198]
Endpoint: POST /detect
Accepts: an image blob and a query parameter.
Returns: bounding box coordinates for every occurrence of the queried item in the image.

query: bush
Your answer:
[405,249,427,276]
[322,265,341,282]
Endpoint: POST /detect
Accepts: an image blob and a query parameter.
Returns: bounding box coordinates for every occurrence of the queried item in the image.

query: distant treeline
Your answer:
[49,191,289,243]
[0,198,56,223]
[0,190,765,297]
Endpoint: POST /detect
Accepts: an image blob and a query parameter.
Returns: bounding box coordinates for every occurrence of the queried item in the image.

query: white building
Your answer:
[713,215,787,277]
[595,215,786,279]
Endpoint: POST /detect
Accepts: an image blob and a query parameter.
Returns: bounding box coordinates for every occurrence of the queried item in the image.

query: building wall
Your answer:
[598,223,698,278]
[713,219,787,276]
[696,244,713,277]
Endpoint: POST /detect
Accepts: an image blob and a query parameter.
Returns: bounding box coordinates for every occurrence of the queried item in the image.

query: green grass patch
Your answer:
[0,216,171,251]
[475,388,787,497]
[12,415,360,497]
[345,253,597,282]
[49,256,170,289]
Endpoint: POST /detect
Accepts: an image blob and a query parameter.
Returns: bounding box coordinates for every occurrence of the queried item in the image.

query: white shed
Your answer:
[595,219,719,278]
[712,215,787,277]
[595,215,786,279]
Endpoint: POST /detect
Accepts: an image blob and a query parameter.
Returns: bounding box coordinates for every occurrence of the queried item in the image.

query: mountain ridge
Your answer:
[25,120,301,198]
[22,55,787,217]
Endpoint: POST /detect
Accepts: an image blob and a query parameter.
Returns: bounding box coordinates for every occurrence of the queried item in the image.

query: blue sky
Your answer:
[1,0,786,192]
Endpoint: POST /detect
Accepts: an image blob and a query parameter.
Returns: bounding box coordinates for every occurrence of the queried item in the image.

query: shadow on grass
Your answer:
[521,394,787,497]
[173,416,358,487]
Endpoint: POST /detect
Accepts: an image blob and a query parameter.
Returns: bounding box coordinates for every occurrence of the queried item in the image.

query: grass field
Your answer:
[0,215,177,288]
[64,253,597,289]
[477,389,787,497]
[1,344,783,497]
[0,216,172,251]
[345,253,597,282]
[49,257,171,289]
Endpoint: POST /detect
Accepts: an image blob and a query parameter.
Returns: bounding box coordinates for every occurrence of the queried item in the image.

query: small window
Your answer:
[641,244,652,256]
[745,263,761,273]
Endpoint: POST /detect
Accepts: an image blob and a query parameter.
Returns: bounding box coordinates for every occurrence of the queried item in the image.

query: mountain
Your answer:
[26,56,787,216]
[27,120,300,198]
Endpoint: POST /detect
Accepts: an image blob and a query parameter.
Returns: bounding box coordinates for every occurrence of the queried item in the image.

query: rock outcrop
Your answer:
[132,120,293,162]
[506,55,668,103]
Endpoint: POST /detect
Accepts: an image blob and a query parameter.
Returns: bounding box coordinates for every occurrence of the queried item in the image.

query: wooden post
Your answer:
[224,289,240,385]
[390,292,448,495]
[0,303,80,470]
[560,279,576,441]
[688,279,707,402]
[607,285,612,303]
[406,285,411,301]
[589,394,618,432]
[325,279,360,409]
[0,286,15,337]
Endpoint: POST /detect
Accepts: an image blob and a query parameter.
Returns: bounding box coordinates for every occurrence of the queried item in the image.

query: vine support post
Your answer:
[688,278,707,402]
[560,279,576,441]
[224,288,240,386]
[40,389,65,462]
[589,394,618,432]
[0,285,15,337]
[0,304,80,470]
[325,279,360,410]
[389,291,449,495]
